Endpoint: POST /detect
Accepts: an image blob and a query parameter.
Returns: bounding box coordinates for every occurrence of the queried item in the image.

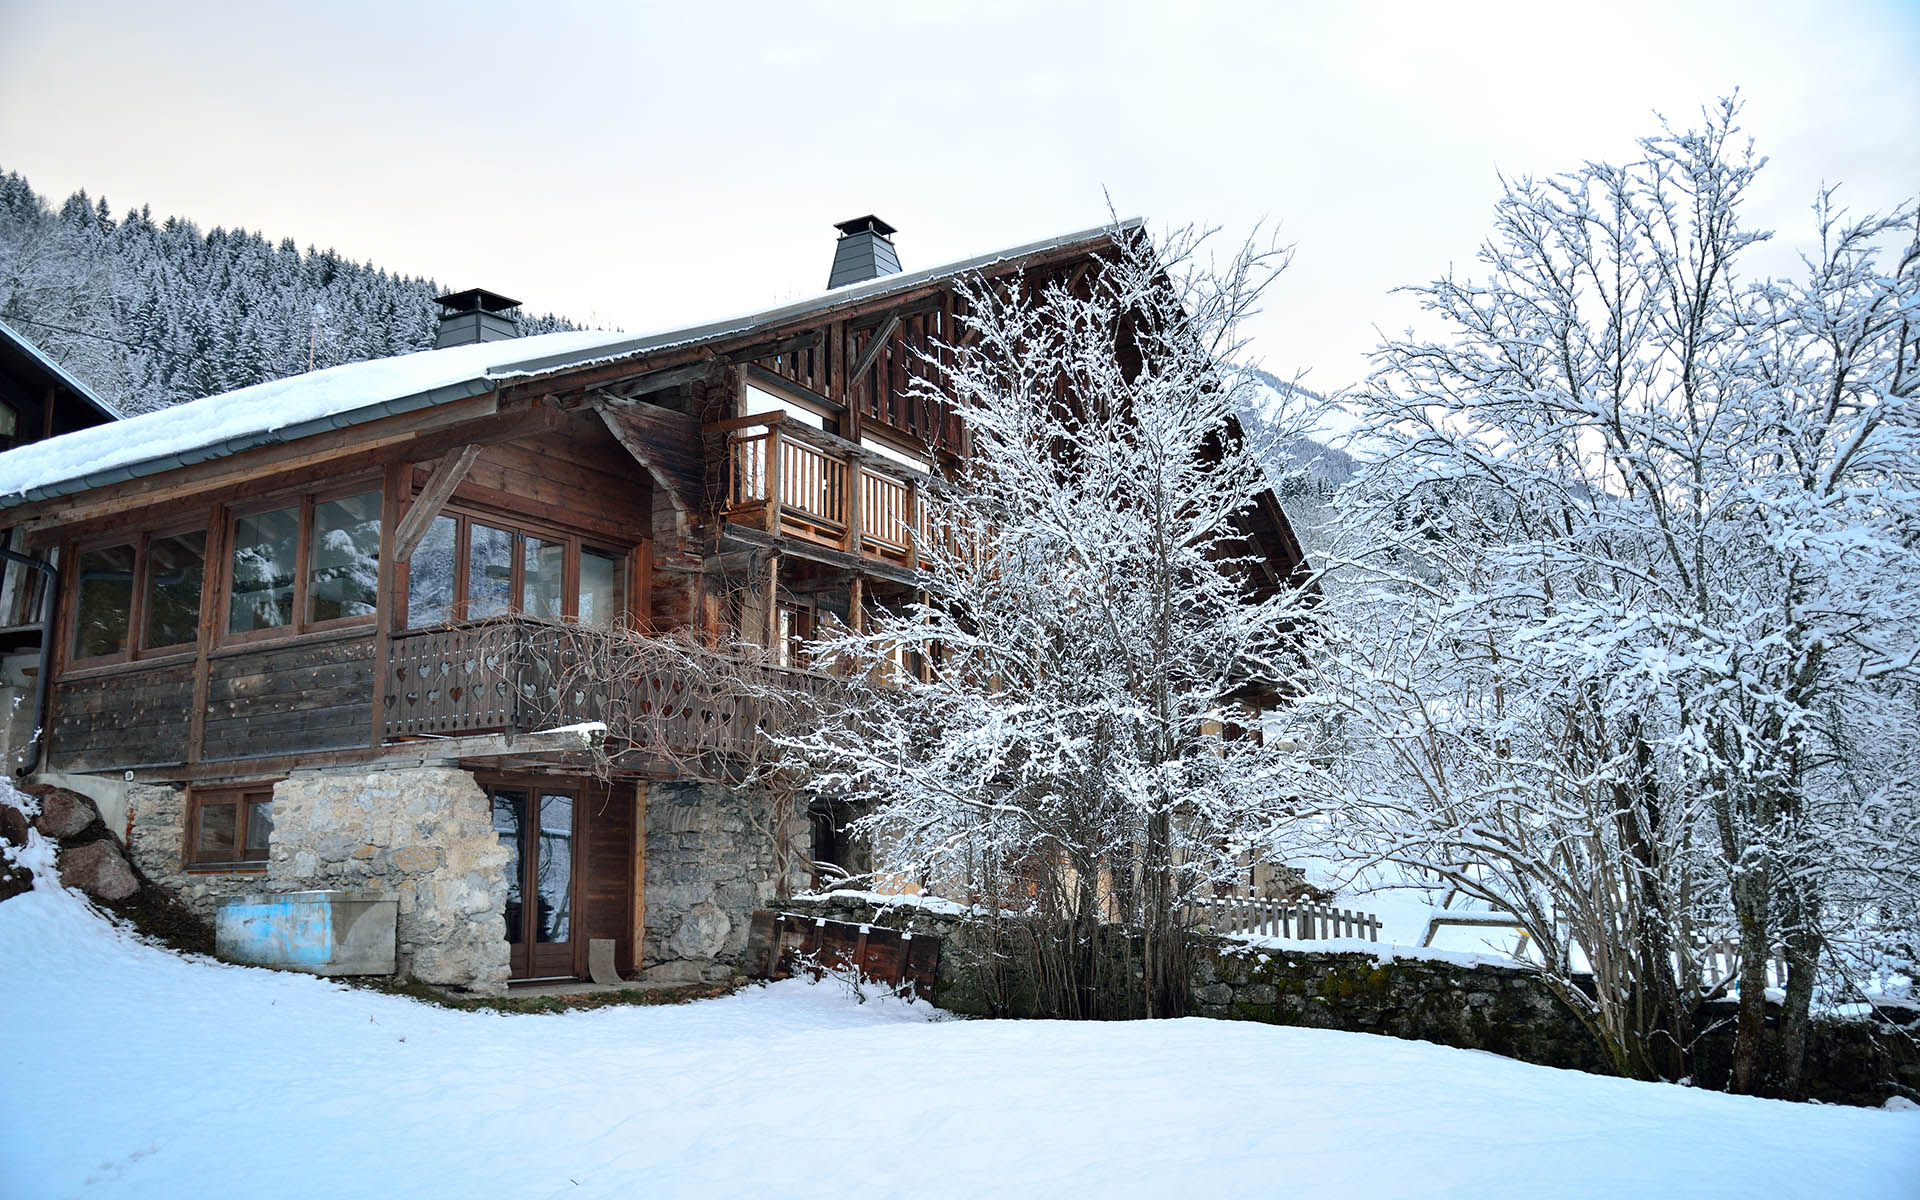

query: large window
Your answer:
[227,488,382,638]
[405,509,626,630]
[68,529,207,665]
[186,784,276,868]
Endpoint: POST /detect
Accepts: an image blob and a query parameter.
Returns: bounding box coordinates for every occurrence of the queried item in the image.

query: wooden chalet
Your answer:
[0,218,1308,990]
[0,318,122,756]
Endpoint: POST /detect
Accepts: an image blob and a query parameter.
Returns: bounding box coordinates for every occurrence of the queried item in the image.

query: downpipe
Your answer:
[0,544,58,778]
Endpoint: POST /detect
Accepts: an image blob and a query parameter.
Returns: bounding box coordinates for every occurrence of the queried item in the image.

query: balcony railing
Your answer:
[719,416,929,566]
[383,616,837,761]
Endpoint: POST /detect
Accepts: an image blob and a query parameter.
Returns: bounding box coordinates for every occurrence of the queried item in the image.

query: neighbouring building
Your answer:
[0,219,1308,992]
[0,318,123,788]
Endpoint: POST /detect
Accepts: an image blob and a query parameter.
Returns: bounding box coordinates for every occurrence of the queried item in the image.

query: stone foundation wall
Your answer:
[268,767,510,992]
[122,768,511,993]
[125,782,265,915]
[643,780,810,984]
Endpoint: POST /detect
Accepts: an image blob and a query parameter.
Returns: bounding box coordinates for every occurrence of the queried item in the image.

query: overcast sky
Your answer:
[3,0,1916,417]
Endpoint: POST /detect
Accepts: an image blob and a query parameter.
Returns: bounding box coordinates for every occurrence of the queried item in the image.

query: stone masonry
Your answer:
[642,779,810,984]
[123,767,511,993]
[780,892,1919,1107]
[126,782,265,914]
[268,767,510,992]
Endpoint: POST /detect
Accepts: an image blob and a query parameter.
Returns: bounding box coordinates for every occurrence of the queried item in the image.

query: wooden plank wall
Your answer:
[46,661,195,771]
[582,783,637,976]
[200,633,378,761]
[451,420,653,539]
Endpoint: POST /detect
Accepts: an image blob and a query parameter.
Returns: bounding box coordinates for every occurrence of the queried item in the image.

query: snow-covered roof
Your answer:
[0,221,1136,510]
[0,318,125,423]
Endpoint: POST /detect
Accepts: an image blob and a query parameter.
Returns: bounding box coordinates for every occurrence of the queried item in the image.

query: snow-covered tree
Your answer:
[774,224,1318,1018]
[0,168,580,413]
[1303,101,1920,1092]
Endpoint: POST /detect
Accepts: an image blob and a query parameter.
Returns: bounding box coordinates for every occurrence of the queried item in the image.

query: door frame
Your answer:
[483,770,591,982]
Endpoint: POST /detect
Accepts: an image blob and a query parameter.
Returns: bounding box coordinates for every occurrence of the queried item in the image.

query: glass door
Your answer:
[490,785,577,979]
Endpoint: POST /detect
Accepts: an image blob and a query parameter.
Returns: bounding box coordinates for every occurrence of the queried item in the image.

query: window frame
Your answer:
[137,522,212,654]
[183,782,279,871]
[65,523,212,669]
[221,480,384,646]
[65,534,141,667]
[399,502,631,632]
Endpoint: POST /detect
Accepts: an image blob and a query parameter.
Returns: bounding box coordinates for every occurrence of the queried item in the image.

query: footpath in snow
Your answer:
[3,877,1917,1199]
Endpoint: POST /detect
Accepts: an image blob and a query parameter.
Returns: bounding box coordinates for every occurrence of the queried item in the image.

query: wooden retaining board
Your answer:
[771,912,940,1000]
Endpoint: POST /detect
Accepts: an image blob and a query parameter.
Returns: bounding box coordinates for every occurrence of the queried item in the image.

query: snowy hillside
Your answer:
[1235,366,1357,577]
[3,864,1914,1197]
[0,170,581,414]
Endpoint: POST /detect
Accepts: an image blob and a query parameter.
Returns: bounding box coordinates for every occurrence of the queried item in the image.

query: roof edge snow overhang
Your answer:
[3,378,496,509]
[0,219,1143,513]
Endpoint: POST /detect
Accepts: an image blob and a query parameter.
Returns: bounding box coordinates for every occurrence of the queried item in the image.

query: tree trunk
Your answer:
[1730,873,1773,1095]
[1776,896,1820,1100]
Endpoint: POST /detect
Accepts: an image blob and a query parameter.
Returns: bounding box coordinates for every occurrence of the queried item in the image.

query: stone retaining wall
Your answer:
[642,780,810,984]
[778,892,1919,1107]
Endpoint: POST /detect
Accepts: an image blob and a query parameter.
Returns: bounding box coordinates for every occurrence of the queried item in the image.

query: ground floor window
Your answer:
[186,784,276,868]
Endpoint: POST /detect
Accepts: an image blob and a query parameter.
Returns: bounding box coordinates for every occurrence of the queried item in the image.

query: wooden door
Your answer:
[489,783,579,980]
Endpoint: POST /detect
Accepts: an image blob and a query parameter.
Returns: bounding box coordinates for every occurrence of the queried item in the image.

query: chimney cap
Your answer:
[834,215,897,239]
[434,288,522,315]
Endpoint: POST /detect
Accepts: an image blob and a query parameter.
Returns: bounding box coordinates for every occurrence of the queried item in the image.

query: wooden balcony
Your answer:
[716,415,930,568]
[383,616,835,762]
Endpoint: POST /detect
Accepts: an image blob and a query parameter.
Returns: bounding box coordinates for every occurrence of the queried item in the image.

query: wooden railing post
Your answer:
[765,423,784,536]
[905,478,921,570]
[844,456,864,555]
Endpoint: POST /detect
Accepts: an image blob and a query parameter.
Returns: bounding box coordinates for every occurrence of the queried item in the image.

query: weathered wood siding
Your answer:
[449,419,652,539]
[581,784,637,976]
[201,633,378,761]
[47,660,195,772]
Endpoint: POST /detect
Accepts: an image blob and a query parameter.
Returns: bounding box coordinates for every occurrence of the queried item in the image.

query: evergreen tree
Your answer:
[0,168,585,414]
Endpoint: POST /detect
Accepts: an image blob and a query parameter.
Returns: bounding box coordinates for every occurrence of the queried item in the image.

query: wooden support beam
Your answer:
[186,502,224,766]
[369,461,405,749]
[742,364,844,413]
[765,554,781,653]
[843,455,864,556]
[847,315,900,387]
[633,780,648,976]
[393,443,480,563]
[764,424,784,535]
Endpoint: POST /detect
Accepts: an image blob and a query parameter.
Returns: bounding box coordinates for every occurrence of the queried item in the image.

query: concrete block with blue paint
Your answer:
[214,890,398,976]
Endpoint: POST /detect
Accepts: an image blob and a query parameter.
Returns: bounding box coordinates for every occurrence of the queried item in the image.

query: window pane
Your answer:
[72,544,135,658]
[243,798,273,856]
[308,491,382,623]
[143,531,205,649]
[407,515,457,628]
[524,536,565,621]
[491,790,527,945]
[467,524,514,620]
[229,507,298,633]
[578,548,623,629]
[536,792,573,943]
[196,802,237,857]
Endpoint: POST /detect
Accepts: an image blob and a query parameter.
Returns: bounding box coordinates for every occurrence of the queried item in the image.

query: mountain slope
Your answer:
[0,170,580,414]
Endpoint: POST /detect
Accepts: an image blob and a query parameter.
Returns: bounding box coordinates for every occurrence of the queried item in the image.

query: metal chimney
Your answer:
[432,288,522,348]
[826,216,901,289]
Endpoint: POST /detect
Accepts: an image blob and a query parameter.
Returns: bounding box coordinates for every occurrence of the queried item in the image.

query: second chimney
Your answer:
[433,288,522,349]
[827,215,902,289]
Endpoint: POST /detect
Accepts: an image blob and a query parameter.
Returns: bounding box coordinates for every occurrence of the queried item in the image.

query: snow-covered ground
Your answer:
[4,881,1916,1198]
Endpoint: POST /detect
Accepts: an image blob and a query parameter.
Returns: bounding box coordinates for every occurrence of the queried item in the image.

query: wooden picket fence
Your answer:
[1186,894,1382,942]
[1693,938,1791,992]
